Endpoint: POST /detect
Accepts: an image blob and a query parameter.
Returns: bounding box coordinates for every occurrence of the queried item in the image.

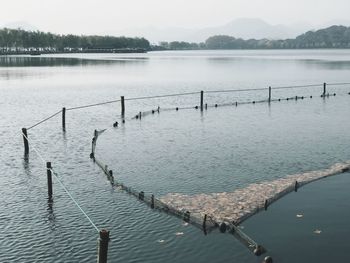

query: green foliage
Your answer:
[0,28,150,51]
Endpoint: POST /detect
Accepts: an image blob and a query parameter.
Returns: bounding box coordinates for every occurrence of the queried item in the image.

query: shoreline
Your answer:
[0,48,147,56]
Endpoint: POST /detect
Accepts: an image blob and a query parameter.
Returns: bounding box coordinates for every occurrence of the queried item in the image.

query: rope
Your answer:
[272,83,322,90]
[51,168,99,233]
[27,110,62,130]
[124,91,200,101]
[326,82,350,86]
[66,99,121,111]
[21,131,100,233]
[206,87,267,93]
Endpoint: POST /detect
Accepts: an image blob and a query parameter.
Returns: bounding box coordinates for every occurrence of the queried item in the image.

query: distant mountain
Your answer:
[204,25,350,49]
[189,18,304,42]
[113,18,312,43]
[1,21,38,31]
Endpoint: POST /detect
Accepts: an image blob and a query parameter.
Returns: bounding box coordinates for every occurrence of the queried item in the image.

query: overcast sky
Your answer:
[1,0,349,34]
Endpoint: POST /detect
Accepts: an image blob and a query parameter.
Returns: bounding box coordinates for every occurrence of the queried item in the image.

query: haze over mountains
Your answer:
[2,18,350,44]
[111,18,350,43]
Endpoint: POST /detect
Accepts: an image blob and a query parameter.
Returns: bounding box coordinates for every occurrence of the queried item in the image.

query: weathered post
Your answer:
[323,83,327,97]
[62,107,66,131]
[200,91,204,111]
[268,86,271,103]
[151,194,155,209]
[294,181,299,192]
[202,214,207,230]
[47,162,53,201]
[264,199,268,211]
[98,229,110,263]
[22,128,29,155]
[121,96,125,118]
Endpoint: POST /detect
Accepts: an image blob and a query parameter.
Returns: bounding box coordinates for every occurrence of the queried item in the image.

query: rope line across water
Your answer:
[25,81,350,129]
[66,99,121,111]
[27,110,62,130]
[21,131,100,233]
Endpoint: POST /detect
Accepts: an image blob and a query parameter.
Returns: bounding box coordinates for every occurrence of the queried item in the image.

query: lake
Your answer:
[1,50,350,263]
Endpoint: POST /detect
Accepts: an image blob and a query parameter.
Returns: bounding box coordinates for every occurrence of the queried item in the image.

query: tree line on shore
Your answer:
[0,28,150,52]
[1,25,350,53]
[159,26,350,50]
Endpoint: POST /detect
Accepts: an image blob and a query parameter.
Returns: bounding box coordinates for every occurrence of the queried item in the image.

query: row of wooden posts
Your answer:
[46,162,110,263]
[21,83,330,155]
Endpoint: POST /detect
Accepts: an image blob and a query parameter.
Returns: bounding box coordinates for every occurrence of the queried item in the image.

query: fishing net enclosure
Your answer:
[85,84,350,255]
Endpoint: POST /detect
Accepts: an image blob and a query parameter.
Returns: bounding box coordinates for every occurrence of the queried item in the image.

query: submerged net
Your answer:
[91,129,266,255]
[160,162,350,226]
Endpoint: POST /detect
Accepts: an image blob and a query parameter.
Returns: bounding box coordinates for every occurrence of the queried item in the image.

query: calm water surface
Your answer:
[1,50,350,262]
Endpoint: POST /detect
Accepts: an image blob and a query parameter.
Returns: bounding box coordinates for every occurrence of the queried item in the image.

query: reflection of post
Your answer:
[22,128,29,155]
[47,162,53,201]
[98,229,110,263]
[200,91,204,111]
[62,107,66,131]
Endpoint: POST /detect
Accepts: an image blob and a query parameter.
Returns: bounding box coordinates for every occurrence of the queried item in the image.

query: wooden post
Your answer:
[47,162,53,200]
[22,128,29,155]
[200,91,204,111]
[62,107,66,131]
[294,181,299,192]
[151,194,155,209]
[184,211,190,222]
[98,229,110,263]
[268,86,271,103]
[121,96,125,117]
[202,214,207,230]
[323,83,327,96]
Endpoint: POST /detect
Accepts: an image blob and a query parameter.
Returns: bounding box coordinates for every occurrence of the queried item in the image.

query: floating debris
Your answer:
[314,229,322,234]
[160,161,350,226]
[157,239,165,243]
[182,222,189,227]
[175,232,184,236]
[296,214,303,218]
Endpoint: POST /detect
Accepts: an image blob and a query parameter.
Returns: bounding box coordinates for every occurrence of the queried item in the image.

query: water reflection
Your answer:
[206,56,350,70]
[0,56,148,67]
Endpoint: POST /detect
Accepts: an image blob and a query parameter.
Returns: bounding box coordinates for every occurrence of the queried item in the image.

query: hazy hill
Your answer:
[113,18,311,43]
[204,25,350,49]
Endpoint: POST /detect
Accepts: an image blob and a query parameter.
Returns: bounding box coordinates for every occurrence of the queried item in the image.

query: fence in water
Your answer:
[20,81,350,261]
[19,131,110,263]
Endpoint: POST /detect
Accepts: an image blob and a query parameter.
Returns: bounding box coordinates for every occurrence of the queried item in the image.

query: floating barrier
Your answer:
[160,161,350,226]
[90,129,267,256]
